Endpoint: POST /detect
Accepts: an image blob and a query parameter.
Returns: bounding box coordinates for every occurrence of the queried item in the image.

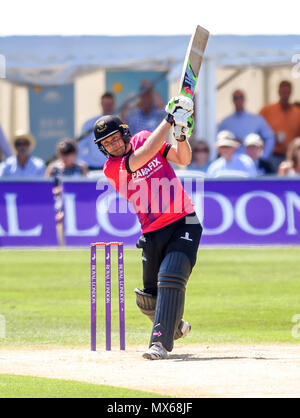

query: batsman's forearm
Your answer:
[128,120,171,172]
[175,140,192,165]
[143,120,171,155]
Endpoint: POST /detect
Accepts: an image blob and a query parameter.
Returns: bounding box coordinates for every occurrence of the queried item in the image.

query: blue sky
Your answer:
[1,0,300,36]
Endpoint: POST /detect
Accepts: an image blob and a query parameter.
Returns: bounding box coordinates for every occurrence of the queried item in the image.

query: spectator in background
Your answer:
[278,137,300,177]
[46,139,88,230]
[0,131,45,178]
[218,90,274,161]
[207,130,257,178]
[46,138,88,179]
[78,92,116,170]
[244,133,274,176]
[126,80,165,135]
[260,81,300,171]
[188,140,210,173]
[0,125,12,161]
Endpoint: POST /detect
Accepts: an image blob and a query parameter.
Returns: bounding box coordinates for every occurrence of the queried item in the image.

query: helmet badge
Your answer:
[96,121,107,133]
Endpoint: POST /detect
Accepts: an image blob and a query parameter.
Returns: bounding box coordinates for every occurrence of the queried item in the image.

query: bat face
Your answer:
[179,25,210,99]
[180,60,198,98]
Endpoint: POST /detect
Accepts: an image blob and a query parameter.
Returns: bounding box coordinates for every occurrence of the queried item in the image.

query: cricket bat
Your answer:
[179,25,210,99]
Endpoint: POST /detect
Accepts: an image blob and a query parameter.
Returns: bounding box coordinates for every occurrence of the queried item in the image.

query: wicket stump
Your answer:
[90,242,125,351]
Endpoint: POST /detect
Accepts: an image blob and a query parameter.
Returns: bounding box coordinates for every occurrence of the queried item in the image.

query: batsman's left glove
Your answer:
[172,108,194,142]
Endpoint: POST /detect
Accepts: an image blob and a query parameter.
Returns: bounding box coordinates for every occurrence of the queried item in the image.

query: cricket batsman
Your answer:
[93,96,202,360]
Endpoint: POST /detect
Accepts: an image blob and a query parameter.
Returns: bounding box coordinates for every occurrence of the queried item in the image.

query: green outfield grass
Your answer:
[0,248,299,347]
[0,374,167,398]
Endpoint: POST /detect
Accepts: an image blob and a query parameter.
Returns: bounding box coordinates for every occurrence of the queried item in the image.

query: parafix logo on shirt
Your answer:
[132,157,162,180]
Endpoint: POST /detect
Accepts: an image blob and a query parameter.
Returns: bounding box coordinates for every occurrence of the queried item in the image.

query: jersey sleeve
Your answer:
[160,141,172,159]
[125,155,133,174]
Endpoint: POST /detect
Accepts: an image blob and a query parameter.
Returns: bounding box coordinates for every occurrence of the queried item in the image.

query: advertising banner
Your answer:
[62,178,300,246]
[0,181,58,246]
[1,179,299,247]
[63,180,141,246]
[202,179,300,245]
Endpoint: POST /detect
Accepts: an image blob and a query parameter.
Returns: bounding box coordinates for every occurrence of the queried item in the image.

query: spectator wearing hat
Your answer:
[126,79,165,135]
[207,130,257,178]
[0,131,45,178]
[46,138,88,179]
[188,140,210,173]
[78,92,116,171]
[260,81,300,171]
[0,125,12,161]
[218,90,274,161]
[245,133,274,176]
[278,137,300,177]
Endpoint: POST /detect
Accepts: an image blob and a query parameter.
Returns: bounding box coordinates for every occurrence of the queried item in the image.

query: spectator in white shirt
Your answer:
[207,130,257,178]
[0,131,45,178]
[244,133,273,176]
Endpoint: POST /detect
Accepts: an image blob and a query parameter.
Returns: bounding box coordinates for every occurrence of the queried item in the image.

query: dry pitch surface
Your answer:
[1,344,300,398]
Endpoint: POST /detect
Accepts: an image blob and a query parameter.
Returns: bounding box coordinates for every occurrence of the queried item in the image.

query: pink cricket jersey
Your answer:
[103,130,195,233]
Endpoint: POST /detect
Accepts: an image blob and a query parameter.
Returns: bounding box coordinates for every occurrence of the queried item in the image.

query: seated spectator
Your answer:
[46,138,88,179]
[244,133,274,176]
[260,81,300,171]
[207,130,257,178]
[278,137,300,177]
[0,124,12,161]
[78,92,116,170]
[126,79,165,135]
[188,140,210,172]
[218,89,274,161]
[0,131,45,178]
[46,139,88,229]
